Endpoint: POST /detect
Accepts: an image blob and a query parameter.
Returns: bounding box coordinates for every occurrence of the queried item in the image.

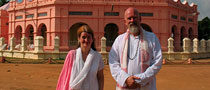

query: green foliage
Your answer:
[198,17,210,40]
[0,0,9,6]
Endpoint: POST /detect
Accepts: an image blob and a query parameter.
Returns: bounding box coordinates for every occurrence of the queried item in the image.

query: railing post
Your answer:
[200,39,206,52]
[21,36,27,51]
[34,36,44,53]
[9,37,15,51]
[54,36,60,53]
[101,37,107,53]
[168,37,174,53]
[193,38,199,53]
[183,38,191,53]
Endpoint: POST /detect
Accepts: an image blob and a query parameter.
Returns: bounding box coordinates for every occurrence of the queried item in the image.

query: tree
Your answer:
[198,17,210,40]
[0,0,9,6]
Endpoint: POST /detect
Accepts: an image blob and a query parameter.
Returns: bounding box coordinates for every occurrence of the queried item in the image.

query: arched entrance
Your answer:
[68,22,87,48]
[188,27,193,40]
[141,23,152,32]
[104,23,119,47]
[171,25,178,51]
[180,26,187,47]
[37,24,47,46]
[14,25,22,44]
[171,26,176,38]
[25,25,34,44]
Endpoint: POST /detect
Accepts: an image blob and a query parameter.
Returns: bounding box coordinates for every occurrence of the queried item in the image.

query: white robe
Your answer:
[109,31,162,90]
[57,48,104,90]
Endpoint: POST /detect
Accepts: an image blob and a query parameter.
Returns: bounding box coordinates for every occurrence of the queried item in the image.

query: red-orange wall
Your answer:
[6,0,198,52]
[0,10,8,44]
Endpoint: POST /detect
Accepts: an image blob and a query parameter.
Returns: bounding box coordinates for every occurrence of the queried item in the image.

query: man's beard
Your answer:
[128,23,139,34]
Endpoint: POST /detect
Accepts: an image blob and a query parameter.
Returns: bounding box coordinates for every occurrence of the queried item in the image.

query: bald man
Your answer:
[109,7,163,90]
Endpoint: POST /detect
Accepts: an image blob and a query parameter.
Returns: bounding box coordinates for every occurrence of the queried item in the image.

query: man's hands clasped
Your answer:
[125,76,141,89]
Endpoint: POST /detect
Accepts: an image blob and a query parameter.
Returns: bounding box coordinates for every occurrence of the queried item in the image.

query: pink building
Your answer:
[0,3,9,44]
[6,0,198,52]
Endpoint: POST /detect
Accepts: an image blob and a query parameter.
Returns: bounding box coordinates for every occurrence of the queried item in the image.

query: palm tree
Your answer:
[0,0,9,6]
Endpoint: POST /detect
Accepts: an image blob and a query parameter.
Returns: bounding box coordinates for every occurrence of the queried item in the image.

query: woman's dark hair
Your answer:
[77,25,96,51]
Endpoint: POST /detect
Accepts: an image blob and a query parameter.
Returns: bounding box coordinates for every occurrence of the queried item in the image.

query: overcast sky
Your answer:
[181,0,210,21]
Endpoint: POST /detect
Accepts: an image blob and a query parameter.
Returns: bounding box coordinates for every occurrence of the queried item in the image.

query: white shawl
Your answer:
[69,48,95,89]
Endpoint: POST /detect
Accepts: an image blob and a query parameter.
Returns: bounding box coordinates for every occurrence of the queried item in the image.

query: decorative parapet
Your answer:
[200,39,206,52]
[34,36,44,53]
[168,37,174,53]
[21,36,28,52]
[183,38,191,53]
[168,0,198,15]
[8,0,55,10]
[171,0,197,8]
[54,36,60,53]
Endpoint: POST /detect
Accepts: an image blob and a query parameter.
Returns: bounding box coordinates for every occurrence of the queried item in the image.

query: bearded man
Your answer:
[109,7,163,90]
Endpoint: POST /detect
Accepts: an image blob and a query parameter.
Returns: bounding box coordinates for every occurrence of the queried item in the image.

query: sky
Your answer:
[181,0,210,21]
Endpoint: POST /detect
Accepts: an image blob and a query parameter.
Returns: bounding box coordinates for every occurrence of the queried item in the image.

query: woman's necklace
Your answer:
[128,38,140,60]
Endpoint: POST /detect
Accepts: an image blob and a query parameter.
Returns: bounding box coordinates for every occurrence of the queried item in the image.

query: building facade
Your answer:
[5,0,198,52]
[0,7,9,44]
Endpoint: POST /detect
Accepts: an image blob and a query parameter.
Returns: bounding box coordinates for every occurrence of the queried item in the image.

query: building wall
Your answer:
[7,0,198,52]
[0,10,9,43]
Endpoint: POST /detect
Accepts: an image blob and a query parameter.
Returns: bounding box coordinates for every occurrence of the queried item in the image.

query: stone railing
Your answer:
[0,36,67,60]
[100,37,210,64]
[1,36,209,62]
[0,36,109,63]
[163,37,210,60]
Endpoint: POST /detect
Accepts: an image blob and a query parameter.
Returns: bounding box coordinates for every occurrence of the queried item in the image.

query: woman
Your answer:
[57,25,104,90]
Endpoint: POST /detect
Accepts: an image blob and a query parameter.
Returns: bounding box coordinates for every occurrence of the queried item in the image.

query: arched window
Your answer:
[26,25,34,44]
[104,23,119,46]
[188,27,193,40]
[15,25,22,44]
[171,25,178,51]
[69,22,87,47]
[37,24,47,46]
[180,26,186,47]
